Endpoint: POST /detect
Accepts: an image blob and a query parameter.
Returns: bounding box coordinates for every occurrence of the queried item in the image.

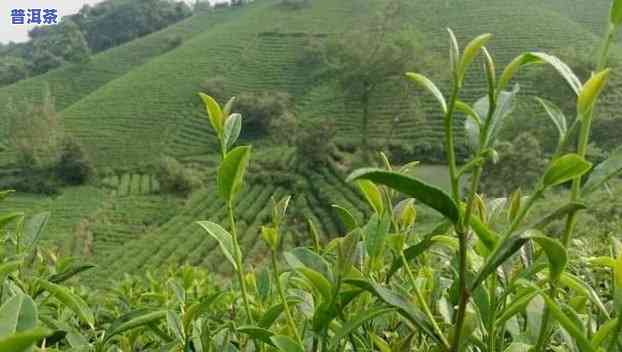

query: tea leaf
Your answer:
[615,253,622,314]
[332,205,359,232]
[535,98,567,146]
[296,267,333,302]
[559,272,609,318]
[582,146,622,195]
[36,279,94,329]
[458,33,492,84]
[527,234,567,281]
[106,310,167,341]
[591,318,619,348]
[347,169,460,224]
[365,213,391,260]
[329,307,396,348]
[23,211,50,250]
[356,180,384,215]
[577,69,610,116]
[285,247,332,280]
[198,92,224,134]
[271,335,304,352]
[0,328,50,352]
[345,278,446,347]
[237,325,275,346]
[48,264,95,284]
[218,146,251,204]
[474,85,519,148]
[543,154,592,188]
[166,311,184,342]
[496,288,540,327]
[456,101,482,125]
[508,189,522,223]
[223,96,236,117]
[405,72,447,113]
[471,232,530,291]
[258,298,304,329]
[499,53,581,95]
[0,294,37,338]
[447,28,460,76]
[197,221,239,271]
[223,113,242,150]
[541,294,596,352]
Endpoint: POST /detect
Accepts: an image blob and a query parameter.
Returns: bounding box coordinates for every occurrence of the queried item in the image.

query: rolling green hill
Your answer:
[1,0,621,281]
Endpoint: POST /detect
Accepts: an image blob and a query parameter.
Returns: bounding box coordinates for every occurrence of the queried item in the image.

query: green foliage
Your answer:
[155,157,202,195]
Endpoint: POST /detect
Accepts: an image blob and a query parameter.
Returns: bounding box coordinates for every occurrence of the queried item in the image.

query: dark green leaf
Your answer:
[237,325,275,346]
[541,294,596,352]
[365,213,391,260]
[328,307,396,348]
[347,169,460,224]
[36,279,94,329]
[106,310,167,341]
[526,234,567,281]
[470,233,530,291]
[0,294,37,338]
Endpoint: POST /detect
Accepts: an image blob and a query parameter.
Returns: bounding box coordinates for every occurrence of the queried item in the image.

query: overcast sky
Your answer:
[0,0,223,44]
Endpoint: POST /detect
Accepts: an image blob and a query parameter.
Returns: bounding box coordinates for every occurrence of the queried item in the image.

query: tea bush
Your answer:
[3,2,622,351]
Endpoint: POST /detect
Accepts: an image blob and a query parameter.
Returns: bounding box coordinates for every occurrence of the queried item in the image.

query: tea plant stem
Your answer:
[487,276,497,352]
[228,203,253,324]
[400,253,450,351]
[445,83,461,201]
[270,250,302,344]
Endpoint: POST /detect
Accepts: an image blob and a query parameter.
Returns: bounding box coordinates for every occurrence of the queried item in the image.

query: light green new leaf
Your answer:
[197,221,239,271]
[223,96,236,117]
[218,146,251,204]
[0,328,49,352]
[347,169,460,224]
[36,279,94,329]
[582,146,622,195]
[0,294,37,338]
[328,307,396,348]
[458,33,492,83]
[365,213,391,260]
[331,205,359,232]
[223,113,242,150]
[542,154,592,188]
[527,234,567,281]
[405,72,447,113]
[541,294,596,352]
[456,100,482,126]
[198,93,224,134]
[447,28,460,76]
[106,310,167,341]
[356,180,384,215]
[271,335,304,352]
[536,98,567,146]
[577,69,610,116]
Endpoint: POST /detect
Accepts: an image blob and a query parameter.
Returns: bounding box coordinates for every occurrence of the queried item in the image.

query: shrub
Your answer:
[155,156,202,195]
[200,76,228,101]
[294,119,336,167]
[235,91,292,137]
[56,138,94,185]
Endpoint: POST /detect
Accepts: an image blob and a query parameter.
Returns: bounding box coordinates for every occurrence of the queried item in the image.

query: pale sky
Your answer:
[0,0,223,44]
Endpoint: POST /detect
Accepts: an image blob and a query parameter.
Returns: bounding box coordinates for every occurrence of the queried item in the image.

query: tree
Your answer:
[56,138,94,185]
[322,1,421,160]
[29,20,90,74]
[0,56,28,86]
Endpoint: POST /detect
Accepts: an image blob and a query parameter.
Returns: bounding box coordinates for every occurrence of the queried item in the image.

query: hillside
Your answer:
[1,0,621,282]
